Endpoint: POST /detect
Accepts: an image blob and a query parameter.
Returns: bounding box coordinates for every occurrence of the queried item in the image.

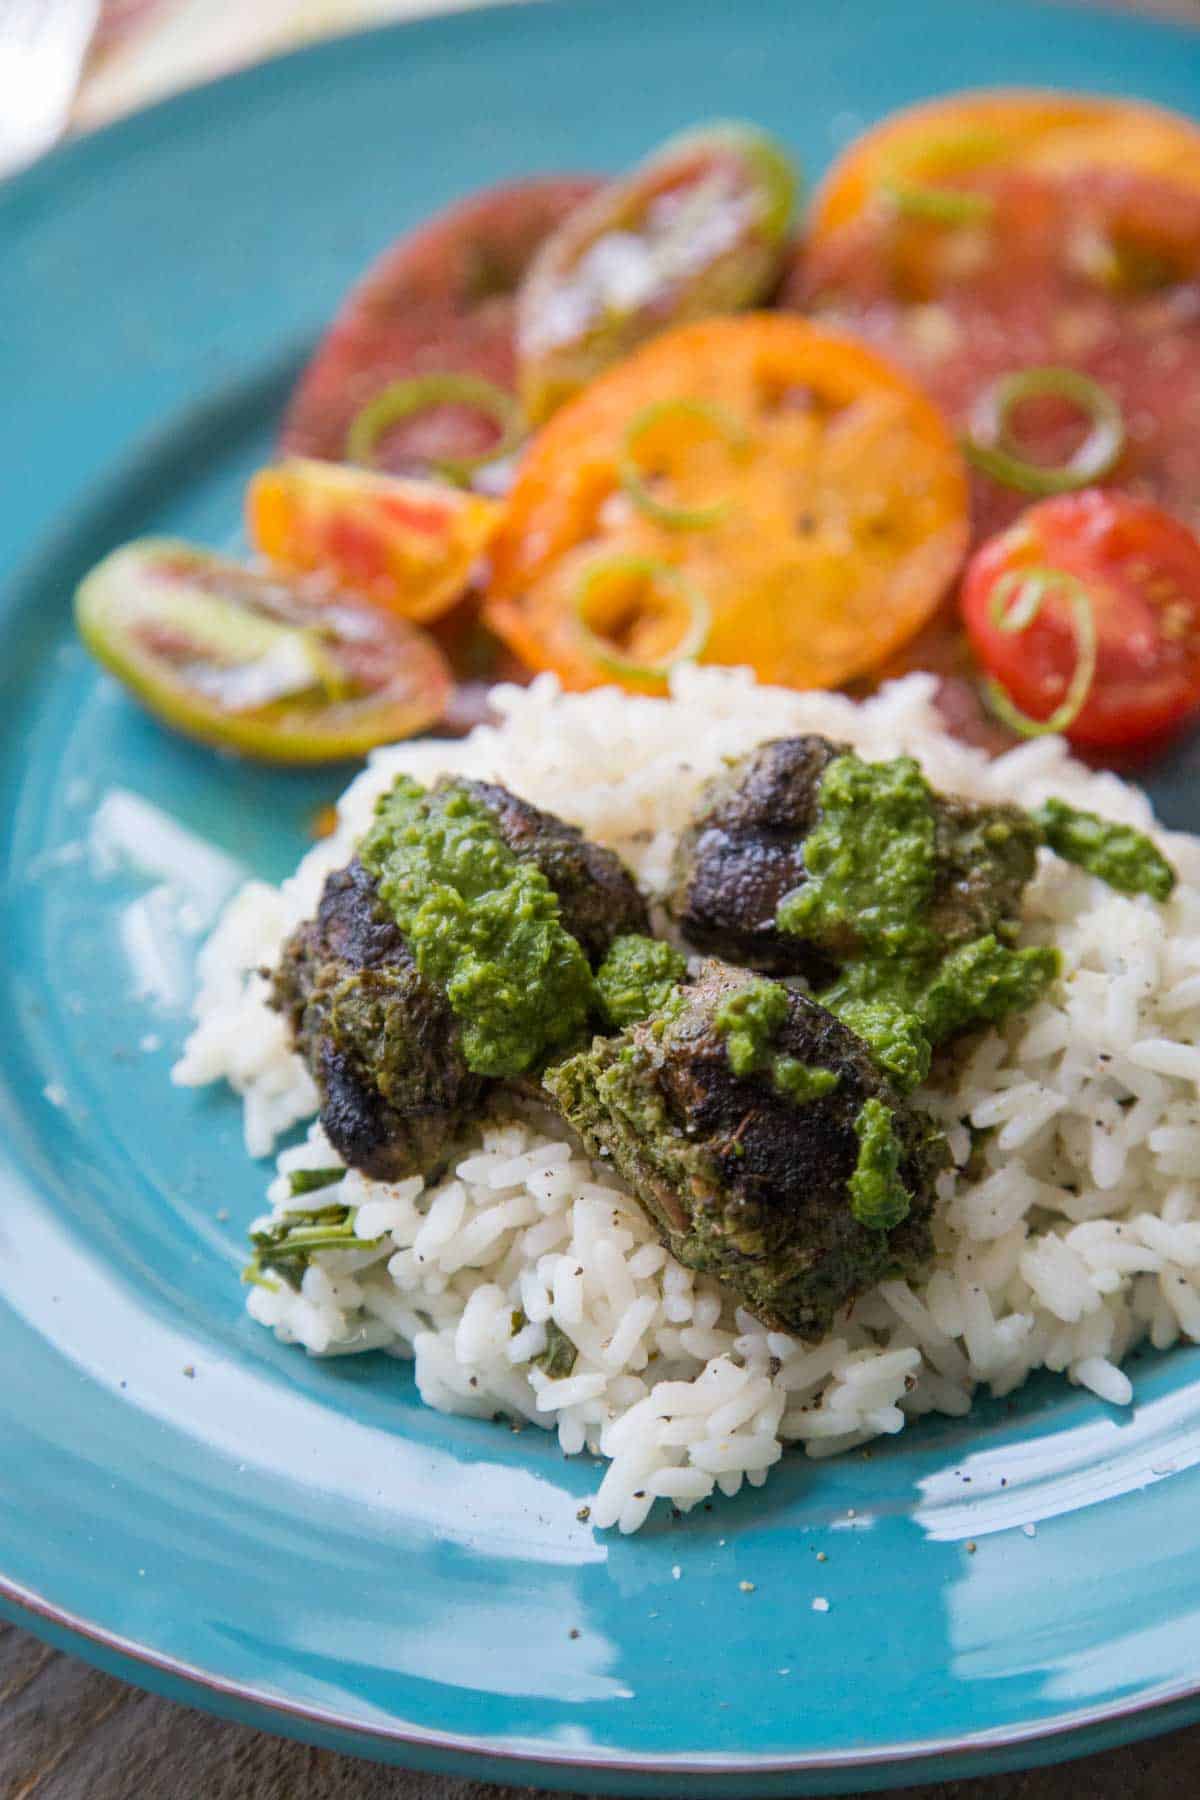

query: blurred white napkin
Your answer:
[72,0,504,133]
[0,0,101,172]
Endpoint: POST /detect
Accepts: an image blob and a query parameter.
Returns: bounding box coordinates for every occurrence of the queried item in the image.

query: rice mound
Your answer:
[175,668,1200,1531]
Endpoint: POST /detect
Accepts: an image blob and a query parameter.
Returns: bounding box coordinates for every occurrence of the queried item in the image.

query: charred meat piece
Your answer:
[270,858,487,1181]
[464,777,650,962]
[270,776,650,1180]
[545,962,947,1341]
[668,736,842,977]
[669,736,1039,972]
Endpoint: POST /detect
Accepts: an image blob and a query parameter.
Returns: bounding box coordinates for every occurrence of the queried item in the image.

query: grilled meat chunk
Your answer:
[669,735,1040,973]
[465,777,650,962]
[545,961,947,1340]
[270,857,486,1181]
[270,776,650,1180]
[669,736,840,977]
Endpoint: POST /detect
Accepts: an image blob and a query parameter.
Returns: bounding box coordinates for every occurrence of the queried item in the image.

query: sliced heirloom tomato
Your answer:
[279,176,600,480]
[486,314,969,692]
[794,154,1200,545]
[961,491,1200,748]
[75,540,452,763]
[517,123,799,424]
[247,458,501,624]
[807,90,1200,242]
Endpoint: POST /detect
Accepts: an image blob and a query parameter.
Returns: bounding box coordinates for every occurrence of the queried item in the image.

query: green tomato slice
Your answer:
[75,539,452,763]
[517,120,801,422]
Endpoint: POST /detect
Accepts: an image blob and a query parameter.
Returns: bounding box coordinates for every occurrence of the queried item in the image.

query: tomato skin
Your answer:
[961,490,1200,748]
[794,162,1200,548]
[246,458,501,624]
[278,177,600,474]
[488,314,968,694]
[808,89,1200,243]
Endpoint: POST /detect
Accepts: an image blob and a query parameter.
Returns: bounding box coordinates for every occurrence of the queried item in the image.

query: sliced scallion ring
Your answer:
[880,180,995,225]
[877,127,1004,228]
[345,373,523,485]
[572,555,711,682]
[981,564,1098,738]
[964,367,1126,496]
[618,398,749,529]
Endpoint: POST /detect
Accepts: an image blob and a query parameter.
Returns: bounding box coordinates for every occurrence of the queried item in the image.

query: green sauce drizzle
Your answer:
[849,1099,912,1231]
[714,975,839,1104]
[772,1055,841,1104]
[1034,798,1176,902]
[715,975,789,1075]
[595,933,688,1029]
[919,934,1061,1041]
[776,754,937,959]
[821,979,933,1094]
[776,753,1061,1092]
[359,776,595,1078]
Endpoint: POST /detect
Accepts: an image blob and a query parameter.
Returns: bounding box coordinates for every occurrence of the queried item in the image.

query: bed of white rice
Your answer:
[174,668,1200,1532]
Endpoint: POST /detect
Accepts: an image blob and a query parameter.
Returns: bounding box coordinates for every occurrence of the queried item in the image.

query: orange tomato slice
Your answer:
[485,314,968,692]
[809,90,1200,243]
[247,458,501,624]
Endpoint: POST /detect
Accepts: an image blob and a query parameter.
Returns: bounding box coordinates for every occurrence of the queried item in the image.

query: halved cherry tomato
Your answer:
[247,458,501,623]
[961,490,1200,748]
[75,539,452,763]
[486,314,969,692]
[808,90,1200,243]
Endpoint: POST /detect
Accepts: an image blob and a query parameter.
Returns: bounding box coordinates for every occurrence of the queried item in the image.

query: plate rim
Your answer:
[5,1563,1200,1785]
[7,0,1200,1788]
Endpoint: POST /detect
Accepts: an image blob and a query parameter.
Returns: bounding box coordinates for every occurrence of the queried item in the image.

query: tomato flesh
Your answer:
[279,177,600,475]
[486,314,968,693]
[960,490,1200,747]
[794,164,1200,546]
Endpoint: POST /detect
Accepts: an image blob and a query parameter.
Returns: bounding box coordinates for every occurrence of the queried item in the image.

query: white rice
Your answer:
[174,668,1200,1530]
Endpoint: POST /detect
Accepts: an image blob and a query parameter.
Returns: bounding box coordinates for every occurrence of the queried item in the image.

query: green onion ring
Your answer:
[981,564,1098,738]
[618,398,748,530]
[573,555,711,683]
[963,367,1126,496]
[877,127,1004,228]
[345,373,523,485]
[880,180,995,225]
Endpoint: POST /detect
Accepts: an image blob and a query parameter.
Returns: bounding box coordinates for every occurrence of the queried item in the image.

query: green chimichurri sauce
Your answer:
[772,1054,841,1103]
[714,975,839,1103]
[848,1098,911,1231]
[775,753,1064,1092]
[776,753,937,959]
[1034,798,1176,902]
[595,933,688,1029]
[359,776,595,1078]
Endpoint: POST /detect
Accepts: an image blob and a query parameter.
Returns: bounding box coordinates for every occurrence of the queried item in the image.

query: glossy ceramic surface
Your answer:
[5,1,1200,1791]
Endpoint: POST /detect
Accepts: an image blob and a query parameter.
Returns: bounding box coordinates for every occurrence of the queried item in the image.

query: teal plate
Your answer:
[6,1,1200,1791]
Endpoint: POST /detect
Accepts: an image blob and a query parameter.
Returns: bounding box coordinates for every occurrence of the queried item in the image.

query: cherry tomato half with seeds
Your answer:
[961,490,1200,748]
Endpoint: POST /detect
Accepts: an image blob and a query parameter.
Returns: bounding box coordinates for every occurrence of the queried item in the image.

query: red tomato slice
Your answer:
[793,164,1200,546]
[280,177,599,476]
[960,490,1200,747]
